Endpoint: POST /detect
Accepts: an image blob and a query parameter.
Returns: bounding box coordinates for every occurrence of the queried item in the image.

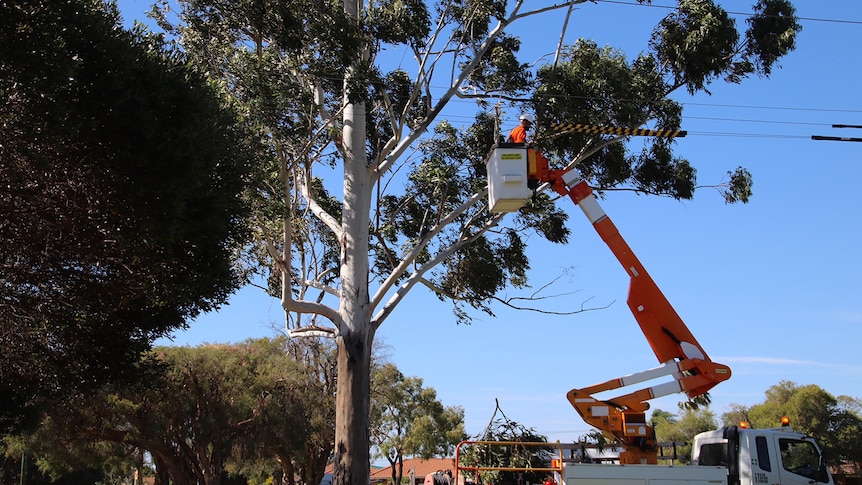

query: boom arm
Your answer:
[536,160,731,464]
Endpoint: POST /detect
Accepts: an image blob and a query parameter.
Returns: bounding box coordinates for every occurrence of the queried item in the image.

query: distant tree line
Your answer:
[0,336,465,485]
[651,381,862,472]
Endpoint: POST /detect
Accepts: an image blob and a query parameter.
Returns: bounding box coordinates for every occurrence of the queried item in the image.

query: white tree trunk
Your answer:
[334,1,374,483]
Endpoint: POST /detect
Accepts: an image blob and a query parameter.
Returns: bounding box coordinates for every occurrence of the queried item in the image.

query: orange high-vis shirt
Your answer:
[507,125,527,143]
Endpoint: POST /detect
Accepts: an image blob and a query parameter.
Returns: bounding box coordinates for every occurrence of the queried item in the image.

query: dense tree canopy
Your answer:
[652,408,718,463]
[0,0,258,432]
[1,338,476,485]
[370,363,466,485]
[458,401,553,485]
[4,338,334,485]
[727,381,862,466]
[654,382,862,469]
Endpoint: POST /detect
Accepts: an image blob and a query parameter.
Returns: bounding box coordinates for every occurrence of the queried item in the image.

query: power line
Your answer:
[594,0,862,26]
[441,101,851,141]
[681,101,862,114]
[443,92,862,116]
[685,116,833,128]
[687,131,808,140]
[549,122,686,138]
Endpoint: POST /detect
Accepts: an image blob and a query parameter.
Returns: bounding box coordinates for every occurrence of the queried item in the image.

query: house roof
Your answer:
[370,457,456,480]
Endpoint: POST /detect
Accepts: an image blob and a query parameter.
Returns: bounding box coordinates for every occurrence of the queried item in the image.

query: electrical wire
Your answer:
[594,0,862,26]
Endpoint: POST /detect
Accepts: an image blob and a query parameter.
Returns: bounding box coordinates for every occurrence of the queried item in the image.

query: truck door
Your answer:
[742,435,779,485]
[772,435,832,485]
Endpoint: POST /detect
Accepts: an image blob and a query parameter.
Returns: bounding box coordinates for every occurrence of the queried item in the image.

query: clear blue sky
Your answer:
[117,0,862,444]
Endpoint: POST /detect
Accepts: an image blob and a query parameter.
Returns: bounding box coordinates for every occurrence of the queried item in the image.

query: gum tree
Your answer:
[370,363,466,485]
[0,0,256,433]
[152,1,801,484]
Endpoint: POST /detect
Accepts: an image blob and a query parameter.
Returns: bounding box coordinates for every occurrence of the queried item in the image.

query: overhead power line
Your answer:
[594,0,862,26]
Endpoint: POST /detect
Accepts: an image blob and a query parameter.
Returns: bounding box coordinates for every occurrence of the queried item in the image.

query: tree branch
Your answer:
[370,189,490,311]
[371,203,505,330]
[489,293,611,315]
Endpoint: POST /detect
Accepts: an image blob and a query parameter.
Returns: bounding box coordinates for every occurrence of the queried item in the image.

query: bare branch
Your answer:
[490,293,611,316]
[260,224,343,328]
[297,164,343,239]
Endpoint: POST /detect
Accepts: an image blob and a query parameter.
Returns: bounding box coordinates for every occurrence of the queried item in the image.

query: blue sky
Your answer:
[116,0,862,444]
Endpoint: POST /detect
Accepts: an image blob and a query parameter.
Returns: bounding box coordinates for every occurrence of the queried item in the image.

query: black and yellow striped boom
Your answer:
[549,122,687,139]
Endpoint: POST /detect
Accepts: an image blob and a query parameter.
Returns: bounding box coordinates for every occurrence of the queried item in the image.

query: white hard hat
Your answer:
[519,113,535,123]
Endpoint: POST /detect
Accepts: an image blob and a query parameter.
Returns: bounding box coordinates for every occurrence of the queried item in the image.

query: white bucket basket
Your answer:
[486,144,532,213]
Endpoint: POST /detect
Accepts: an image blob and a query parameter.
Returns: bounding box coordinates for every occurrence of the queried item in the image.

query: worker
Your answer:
[506,113,534,144]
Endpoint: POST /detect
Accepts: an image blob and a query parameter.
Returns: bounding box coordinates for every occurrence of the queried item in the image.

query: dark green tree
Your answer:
[226,338,338,485]
[5,338,325,485]
[718,402,751,428]
[0,0,258,432]
[370,363,466,485]
[653,408,717,463]
[738,381,862,467]
[148,1,802,484]
[459,400,553,485]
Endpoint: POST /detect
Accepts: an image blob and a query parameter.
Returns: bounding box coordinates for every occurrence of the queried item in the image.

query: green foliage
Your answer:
[153,1,803,483]
[743,0,801,78]
[632,141,696,200]
[4,338,335,485]
[460,402,552,485]
[161,0,799,330]
[653,408,717,463]
[725,381,862,466]
[0,0,256,433]
[718,403,751,427]
[367,0,431,47]
[445,0,507,44]
[515,194,570,245]
[535,39,691,198]
[651,0,738,94]
[533,0,798,203]
[650,0,800,90]
[679,393,713,411]
[370,363,465,485]
[724,167,754,204]
[440,232,528,314]
[466,35,533,97]
[374,113,570,323]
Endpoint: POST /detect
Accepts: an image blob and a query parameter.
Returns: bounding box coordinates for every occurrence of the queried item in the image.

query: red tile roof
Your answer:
[370,458,456,481]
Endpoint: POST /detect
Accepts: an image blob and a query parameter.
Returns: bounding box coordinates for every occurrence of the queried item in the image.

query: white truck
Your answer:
[474,146,834,485]
[558,423,833,485]
[455,423,832,485]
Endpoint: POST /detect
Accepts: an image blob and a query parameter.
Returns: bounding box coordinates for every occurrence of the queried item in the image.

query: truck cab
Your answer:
[693,425,833,485]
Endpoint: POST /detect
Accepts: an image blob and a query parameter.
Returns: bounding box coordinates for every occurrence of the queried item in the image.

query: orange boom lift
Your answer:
[487,145,731,465]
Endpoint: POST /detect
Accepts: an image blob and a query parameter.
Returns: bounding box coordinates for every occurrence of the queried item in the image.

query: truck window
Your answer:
[755,436,771,472]
[698,443,727,466]
[779,438,826,482]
